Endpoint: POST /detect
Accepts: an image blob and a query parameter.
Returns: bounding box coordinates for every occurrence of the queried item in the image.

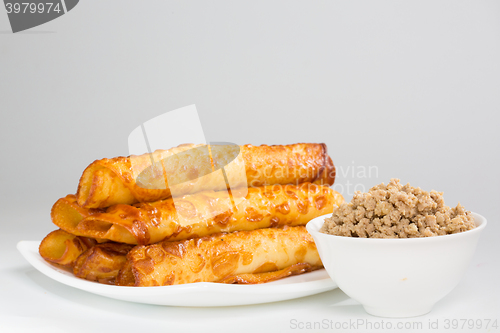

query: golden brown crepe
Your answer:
[76,143,336,209]
[116,226,322,286]
[40,142,340,287]
[39,229,97,267]
[73,243,133,284]
[52,183,343,245]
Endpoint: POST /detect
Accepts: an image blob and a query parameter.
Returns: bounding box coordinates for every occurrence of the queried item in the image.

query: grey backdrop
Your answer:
[0,1,499,329]
[1,1,498,235]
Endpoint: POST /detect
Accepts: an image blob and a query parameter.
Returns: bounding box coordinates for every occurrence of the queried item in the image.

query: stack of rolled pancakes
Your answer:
[39,143,343,286]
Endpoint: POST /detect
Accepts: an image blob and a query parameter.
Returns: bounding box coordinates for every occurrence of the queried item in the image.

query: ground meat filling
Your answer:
[320,179,476,238]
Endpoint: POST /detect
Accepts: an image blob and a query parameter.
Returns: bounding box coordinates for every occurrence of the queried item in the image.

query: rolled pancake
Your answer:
[39,229,97,267]
[116,226,322,286]
[73,243,133,285]
[53,183,344,245]
[76,143,336,208]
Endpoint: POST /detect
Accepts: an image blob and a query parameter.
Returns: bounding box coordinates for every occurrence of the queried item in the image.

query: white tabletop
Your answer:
[1,209,498,333]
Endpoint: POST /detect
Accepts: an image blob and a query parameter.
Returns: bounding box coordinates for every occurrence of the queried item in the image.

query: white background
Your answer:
[0,1,499,332]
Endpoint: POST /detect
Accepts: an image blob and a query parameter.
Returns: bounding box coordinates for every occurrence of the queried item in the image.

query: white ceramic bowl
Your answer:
[306,212,487,318]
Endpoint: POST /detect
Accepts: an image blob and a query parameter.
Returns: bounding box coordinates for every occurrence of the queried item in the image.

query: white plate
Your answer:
[17,241,337,307]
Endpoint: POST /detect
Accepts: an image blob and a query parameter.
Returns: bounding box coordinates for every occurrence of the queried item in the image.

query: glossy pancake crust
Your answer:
[116,226,322,286]
[39,229,97,267]
[73,243,133,284]
[76,143,336,209]
[53,183,344,245]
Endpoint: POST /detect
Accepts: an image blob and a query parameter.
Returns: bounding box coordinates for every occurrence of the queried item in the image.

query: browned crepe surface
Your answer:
[116,226,322,286]
[53,183,343,245]
[76,143,335,209]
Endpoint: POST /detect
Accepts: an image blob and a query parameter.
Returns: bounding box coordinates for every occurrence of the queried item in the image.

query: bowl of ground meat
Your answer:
[306,179,487,318]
